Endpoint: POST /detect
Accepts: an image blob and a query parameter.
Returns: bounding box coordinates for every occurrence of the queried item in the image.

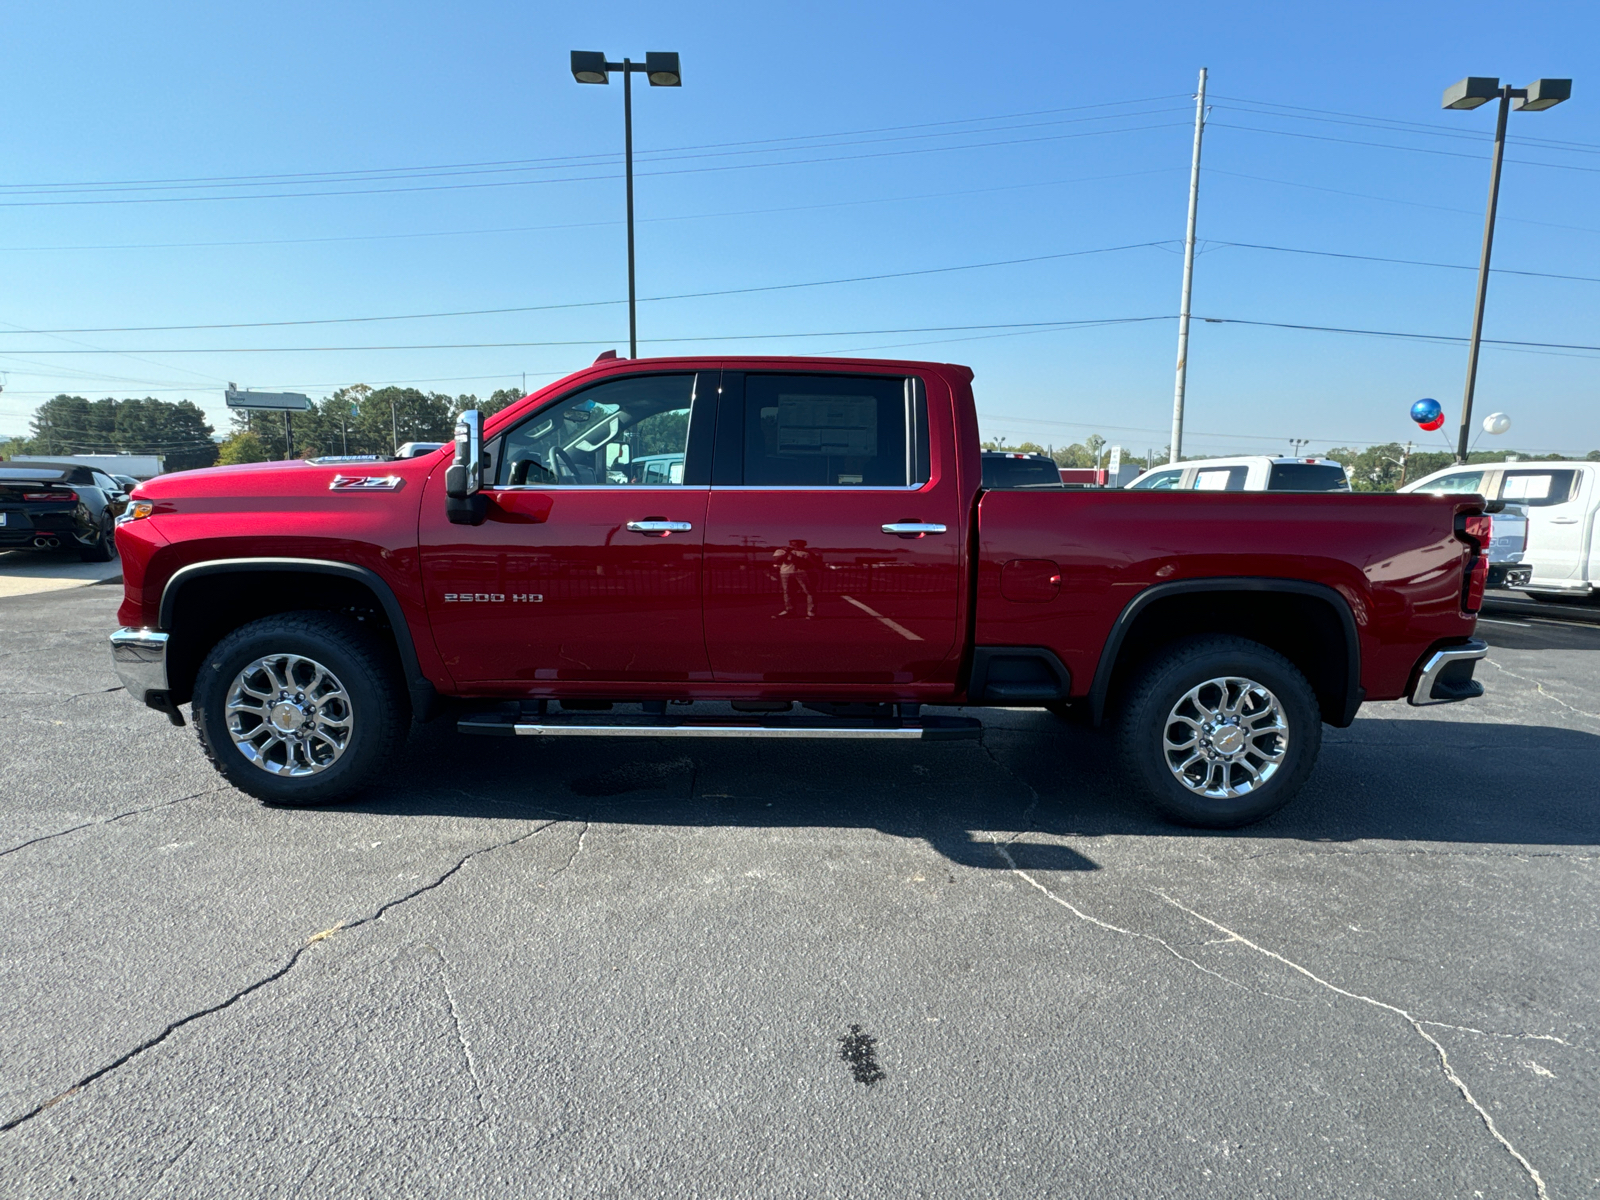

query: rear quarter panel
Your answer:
[975,489,1478,702]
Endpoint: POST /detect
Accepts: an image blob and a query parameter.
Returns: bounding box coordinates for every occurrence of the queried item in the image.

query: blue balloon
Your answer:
[1410,397,1443,425]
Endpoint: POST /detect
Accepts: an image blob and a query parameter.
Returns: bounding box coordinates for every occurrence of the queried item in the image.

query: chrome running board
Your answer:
[457,712,980,740]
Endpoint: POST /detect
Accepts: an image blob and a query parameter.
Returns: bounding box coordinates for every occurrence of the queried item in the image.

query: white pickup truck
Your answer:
[1126,456,1351,493]
[1402,462,1600,596]
[1401,466,1534,590]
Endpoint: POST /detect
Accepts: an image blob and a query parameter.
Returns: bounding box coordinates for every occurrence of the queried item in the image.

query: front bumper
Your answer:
[1407,638,1488,706]
[110,627,171,708]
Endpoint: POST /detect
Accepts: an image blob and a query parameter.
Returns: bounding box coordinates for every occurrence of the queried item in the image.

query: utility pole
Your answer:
[1169,67,1208,465]
[390,394,399,454]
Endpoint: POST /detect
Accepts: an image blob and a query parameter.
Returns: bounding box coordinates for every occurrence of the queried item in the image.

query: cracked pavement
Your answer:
[2,587,1596,1198]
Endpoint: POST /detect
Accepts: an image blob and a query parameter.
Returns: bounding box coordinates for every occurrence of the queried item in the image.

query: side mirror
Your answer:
[445,410,488,525]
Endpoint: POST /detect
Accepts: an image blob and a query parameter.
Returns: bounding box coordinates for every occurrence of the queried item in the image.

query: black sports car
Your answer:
[0,461,125,562]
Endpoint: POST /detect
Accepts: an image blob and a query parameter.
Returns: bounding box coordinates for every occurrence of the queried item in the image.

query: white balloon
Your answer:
[1482,412,1512,435]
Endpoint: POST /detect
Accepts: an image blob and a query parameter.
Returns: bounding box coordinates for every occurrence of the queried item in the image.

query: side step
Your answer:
[458,711,981,740]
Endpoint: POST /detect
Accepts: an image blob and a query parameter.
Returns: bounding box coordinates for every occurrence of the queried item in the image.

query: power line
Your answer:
[1212,94,1600,156]
[0,120,1192,209]
[1196,316,1600,355]
[0,242,1171,334]
[0,316,1178,355]
[1208,240,1600,284]
[1205,168,1600,237]
[1209,120,1600,175]
[0,167,1184,254]
[0,94,1191,193]
[0,105,1195,201]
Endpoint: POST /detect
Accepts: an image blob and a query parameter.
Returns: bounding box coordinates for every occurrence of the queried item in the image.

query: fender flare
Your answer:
[160,557,438,720]
[1088,577,1363,727]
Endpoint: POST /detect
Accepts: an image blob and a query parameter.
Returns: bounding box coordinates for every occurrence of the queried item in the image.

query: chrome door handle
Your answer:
[1550,517,1579,524]
[627,519,693,533]
[881,522,947,535]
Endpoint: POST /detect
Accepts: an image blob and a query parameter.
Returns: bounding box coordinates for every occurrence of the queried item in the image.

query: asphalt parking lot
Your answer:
[2,586,1596,1199]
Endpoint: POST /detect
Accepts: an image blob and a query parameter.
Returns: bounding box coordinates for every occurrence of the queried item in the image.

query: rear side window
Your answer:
[741,373,924,487]
[1192,466,1248,491]
[1129,469,1183,490]
[1267,463,1351,491]
[1500,469,1579,507]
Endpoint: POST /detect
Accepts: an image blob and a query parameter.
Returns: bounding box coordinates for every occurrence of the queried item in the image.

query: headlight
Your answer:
[118,500,155,523]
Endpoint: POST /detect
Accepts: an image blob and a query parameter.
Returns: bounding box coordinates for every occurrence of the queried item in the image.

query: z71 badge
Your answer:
[442,593,543,603]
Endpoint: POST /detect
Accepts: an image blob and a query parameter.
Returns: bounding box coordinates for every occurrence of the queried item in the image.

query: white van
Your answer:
[1125,456,1351,492]
[1401,461,1597,598]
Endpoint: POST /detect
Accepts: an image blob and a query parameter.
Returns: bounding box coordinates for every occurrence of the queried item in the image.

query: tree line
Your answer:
[1,395,221,472]
[218,386,525,464]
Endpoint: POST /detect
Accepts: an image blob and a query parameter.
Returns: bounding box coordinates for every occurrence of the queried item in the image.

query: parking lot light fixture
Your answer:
[570,50,684,359]
[1443,74,1572,463]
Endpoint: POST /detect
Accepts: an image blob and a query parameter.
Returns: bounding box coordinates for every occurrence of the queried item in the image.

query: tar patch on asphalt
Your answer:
[839,1025,886,1086]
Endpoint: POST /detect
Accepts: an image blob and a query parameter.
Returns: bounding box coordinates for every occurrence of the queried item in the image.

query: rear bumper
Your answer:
[1488,563,1532,589]
[1407,638,1488,706]
[110,628,169,704]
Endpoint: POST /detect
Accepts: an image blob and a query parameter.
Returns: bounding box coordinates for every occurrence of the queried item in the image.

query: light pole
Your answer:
[571,50,683,360]
[1442,75,1570,463]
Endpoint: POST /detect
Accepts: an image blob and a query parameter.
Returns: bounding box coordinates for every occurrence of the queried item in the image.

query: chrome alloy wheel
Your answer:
[1161,675,1288,799]
[225,653,354,776]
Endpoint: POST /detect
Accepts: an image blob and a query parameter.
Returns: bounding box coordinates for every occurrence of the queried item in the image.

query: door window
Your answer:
[740,374,924,487]
[1192,466,1248,491]
[1129,469,1183,490]
[496,373,696,486]
[1500,469,1579,507]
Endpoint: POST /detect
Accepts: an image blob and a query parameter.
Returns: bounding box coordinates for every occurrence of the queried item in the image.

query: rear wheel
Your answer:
[1115,636,1321,828]
[192,612,406,806]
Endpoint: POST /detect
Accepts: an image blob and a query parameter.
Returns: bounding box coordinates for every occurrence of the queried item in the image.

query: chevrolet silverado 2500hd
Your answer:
[110,356,1490,827]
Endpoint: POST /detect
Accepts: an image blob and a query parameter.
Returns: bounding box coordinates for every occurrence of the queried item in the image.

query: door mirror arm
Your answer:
[445,410,488,526]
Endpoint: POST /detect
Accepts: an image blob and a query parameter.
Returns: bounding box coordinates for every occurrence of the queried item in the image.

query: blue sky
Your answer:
[2,0,1596,459]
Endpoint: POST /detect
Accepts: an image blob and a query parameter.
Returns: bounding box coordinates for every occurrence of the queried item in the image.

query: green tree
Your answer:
[23,394,217,471]
[218,431,270,465]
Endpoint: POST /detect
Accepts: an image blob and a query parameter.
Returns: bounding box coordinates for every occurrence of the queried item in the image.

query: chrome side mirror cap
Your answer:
[445,410,487,525]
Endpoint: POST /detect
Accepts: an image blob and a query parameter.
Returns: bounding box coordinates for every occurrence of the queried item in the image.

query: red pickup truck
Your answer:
[110,355,1490,828]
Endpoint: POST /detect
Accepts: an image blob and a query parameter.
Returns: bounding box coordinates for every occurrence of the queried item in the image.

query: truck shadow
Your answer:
[352,712,1600,872]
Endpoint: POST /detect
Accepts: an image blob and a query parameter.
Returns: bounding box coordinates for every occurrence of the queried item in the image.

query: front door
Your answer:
[418,370,713,685]
[701,369,963,685]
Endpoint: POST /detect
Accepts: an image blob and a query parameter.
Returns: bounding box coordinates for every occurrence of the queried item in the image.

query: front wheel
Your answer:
[1115,636,1321,828]
[192,612,407,806]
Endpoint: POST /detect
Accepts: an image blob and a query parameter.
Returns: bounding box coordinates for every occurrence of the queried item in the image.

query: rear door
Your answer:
[700,369,962,684]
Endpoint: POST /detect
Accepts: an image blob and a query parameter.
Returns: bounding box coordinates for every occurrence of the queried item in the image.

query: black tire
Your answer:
[192,612,407,806]
[79,515,116,562]
[1114,635,1321,829]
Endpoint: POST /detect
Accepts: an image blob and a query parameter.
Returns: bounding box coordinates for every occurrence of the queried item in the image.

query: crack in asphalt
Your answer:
[1420,1019,1595,1058]
[1155,891,1549,1200]
[1483,657,1600,725]
[0,787,228,860]
[973,726,1558,1196]
[987,837,1300,1001]
[0,819,561,1134]
[425,944,488,1120]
